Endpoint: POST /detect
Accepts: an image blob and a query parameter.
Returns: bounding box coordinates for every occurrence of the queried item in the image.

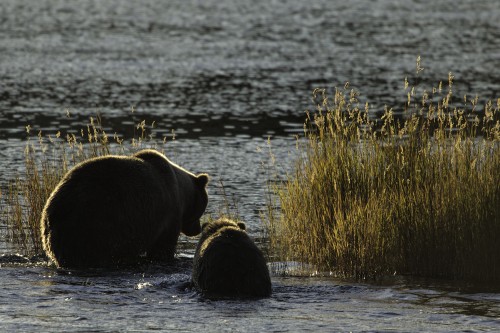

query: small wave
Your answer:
[269,261,324,277]
[0,253,30,264]
[0,253,49,266]
[136,281,153,290]
[134,273,192,291]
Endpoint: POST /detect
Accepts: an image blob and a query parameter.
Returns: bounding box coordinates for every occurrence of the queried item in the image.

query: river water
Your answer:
[1,0,500,331]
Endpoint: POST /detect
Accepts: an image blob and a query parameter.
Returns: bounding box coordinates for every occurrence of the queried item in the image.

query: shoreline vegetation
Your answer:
[267,69,500,282]
[1,114,164,255]
[2,63,499,283]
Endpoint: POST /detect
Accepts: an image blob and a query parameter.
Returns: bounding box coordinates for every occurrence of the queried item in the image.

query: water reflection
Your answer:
[1,249,500,331]
[0,109,306,140]
[2,0,500,133]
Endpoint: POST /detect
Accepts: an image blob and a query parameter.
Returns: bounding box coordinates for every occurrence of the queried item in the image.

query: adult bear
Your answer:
[41,149,209,268]
[192,218,271,298]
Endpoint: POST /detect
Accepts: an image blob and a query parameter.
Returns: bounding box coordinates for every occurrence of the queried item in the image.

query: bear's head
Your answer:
[198,218,246,244]
[181,173,209,236]
[194,218,249,271]
[133,149,209,237]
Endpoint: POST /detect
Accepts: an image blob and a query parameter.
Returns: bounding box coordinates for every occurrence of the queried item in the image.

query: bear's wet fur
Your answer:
[192,218,272,298]
[41,149,209,268]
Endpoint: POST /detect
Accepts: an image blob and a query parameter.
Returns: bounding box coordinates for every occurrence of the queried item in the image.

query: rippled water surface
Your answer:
[1,0,500,331]
[1,255,500,332]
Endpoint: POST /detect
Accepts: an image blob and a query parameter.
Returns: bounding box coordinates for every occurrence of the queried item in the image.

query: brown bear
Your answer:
[41,149,209,268]
[192,218,272,298]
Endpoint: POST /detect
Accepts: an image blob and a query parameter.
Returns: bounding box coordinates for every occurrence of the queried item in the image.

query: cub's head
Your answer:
[197,217,245,241]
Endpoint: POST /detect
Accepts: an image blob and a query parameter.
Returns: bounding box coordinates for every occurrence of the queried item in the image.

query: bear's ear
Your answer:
[237,222,246,231]
[195,174,209,187]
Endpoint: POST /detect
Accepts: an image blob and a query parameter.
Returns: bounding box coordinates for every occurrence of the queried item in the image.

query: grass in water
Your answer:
[1,114,165,256]
[267,71,500,282]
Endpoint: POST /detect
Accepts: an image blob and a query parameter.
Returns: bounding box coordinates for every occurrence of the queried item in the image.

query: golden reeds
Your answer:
[267,73,500,282]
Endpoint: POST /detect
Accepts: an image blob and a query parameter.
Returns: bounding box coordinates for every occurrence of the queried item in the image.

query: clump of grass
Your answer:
[267,71,500,282]
[1,114,164,256]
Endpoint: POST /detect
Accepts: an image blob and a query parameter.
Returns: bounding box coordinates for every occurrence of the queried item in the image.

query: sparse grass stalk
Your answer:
[267,75,500,282]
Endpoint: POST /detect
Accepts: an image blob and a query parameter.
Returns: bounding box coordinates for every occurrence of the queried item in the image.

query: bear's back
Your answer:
[47,156,167,222]
[194,225,272,298]
[42,155,171,268]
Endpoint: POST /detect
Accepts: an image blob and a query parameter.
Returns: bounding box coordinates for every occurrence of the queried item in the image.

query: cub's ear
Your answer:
[195,173,209,187]
[237,222,246,231]
[201,222,210,232]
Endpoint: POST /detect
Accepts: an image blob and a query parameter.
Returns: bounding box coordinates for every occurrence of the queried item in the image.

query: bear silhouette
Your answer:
[41,149,209,268]
[192,218,272,298]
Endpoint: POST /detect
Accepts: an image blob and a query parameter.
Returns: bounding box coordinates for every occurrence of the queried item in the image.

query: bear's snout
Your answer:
[182,219,202,236]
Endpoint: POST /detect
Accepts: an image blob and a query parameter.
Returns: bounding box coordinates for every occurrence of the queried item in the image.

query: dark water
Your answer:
[1,0,500,331]
[1,255,500,332]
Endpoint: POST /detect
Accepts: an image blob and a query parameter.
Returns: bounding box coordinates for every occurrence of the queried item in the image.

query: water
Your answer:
[1,256,499,332]
[1,0,500,331]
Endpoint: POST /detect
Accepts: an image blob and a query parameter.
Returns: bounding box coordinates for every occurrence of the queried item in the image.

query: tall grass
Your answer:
[267,73,500,282]
[1,114,163,255]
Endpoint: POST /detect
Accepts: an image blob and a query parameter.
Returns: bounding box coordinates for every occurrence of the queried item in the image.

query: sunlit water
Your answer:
[1,0,500,331]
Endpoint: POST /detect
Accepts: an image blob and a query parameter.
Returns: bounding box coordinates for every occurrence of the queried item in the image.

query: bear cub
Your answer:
[192,218,272,298]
